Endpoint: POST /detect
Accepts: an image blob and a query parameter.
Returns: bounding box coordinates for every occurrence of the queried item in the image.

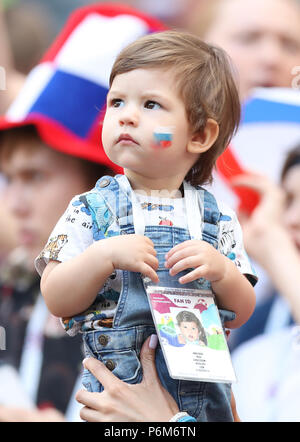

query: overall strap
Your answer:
[79,175,132,240]
[199,187,220,249]
[95,175,132,230]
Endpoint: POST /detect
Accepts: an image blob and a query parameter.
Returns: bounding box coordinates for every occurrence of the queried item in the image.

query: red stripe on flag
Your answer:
[217,147,260,214]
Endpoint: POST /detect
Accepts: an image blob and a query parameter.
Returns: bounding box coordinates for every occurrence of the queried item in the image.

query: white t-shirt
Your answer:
[35,190,256,335]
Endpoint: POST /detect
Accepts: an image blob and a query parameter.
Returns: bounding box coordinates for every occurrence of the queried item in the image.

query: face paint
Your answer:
[153,127,174,149]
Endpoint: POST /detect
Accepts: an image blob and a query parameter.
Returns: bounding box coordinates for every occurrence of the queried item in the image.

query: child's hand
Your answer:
[105,234,159,283]
[164,240,226,285]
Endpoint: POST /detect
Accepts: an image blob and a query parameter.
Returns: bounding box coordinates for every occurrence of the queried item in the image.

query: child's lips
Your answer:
[117,134,139,145]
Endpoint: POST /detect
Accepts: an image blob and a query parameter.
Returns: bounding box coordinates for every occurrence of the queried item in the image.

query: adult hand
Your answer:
[232,173,300,325]
[0,405,65,422]
[231,173,287,264]
[76,335,179,422]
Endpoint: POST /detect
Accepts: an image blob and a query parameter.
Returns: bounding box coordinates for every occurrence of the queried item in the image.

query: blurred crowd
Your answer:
[0,0,300,422]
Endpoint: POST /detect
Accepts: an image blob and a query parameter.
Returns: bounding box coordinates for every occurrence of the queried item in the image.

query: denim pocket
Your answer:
[97,349,142,384]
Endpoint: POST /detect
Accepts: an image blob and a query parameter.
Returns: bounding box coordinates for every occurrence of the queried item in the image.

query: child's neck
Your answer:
[124,169,185,197]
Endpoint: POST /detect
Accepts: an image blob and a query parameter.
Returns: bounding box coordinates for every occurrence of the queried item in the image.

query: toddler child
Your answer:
[36,31,257,422]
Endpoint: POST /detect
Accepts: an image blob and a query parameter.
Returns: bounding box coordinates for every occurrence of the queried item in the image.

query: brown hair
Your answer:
[281,143,300,182]
[109,30,241,185]
[0,125,112,188]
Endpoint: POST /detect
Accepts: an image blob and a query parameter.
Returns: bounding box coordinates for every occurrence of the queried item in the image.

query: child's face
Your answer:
[179,321,199,342]
[102,68,198,184]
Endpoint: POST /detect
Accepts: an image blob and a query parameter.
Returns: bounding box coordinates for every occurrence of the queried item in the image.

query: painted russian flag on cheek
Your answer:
[153,128,173,148]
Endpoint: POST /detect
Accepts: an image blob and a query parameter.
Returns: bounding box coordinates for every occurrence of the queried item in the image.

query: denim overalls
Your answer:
[82,175,235,422]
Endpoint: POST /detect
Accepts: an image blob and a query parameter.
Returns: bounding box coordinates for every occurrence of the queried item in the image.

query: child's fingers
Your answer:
[165,246,202,269]
[165,241,191,259]
[168,255,201,276]
[140,263,159,283]
[144,253,159,271]
[145,244,158,257]
[165,240,206,261]
[178,265,209,284]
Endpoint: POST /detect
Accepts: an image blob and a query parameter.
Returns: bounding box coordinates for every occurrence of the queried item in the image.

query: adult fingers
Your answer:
[231,173,269,192]
[81,357,122,391]
[76,389,102,410]
[139,335,160,388]
[139,335,179,419]
[79,405,105,422]
[231,174,284,206]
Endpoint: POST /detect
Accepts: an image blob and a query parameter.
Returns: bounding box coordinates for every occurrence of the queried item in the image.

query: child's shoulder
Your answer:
[216,200,238,222]
[194,184,238,222]
[69,175,120,203]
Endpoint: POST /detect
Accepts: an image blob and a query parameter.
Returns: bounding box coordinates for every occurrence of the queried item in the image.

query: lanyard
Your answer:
[117,175,203,240]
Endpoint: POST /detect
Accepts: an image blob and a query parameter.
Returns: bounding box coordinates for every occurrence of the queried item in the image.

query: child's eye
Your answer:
[144,100,161,110]
[110,98,124,108]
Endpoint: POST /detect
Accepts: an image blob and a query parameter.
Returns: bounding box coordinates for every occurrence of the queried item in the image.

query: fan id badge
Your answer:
[146,285,237,383]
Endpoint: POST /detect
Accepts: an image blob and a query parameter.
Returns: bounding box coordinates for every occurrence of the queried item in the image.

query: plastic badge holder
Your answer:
[145,285,237,383]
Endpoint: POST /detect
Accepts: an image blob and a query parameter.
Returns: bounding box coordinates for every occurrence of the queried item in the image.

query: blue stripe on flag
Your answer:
[242,98,300,124]
[28,70,108,138]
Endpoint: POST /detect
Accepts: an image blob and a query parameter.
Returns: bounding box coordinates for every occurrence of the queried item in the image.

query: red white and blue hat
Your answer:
[0,3,166,171]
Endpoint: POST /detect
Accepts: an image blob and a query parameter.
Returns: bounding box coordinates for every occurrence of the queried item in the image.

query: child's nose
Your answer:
[119,105,139,127]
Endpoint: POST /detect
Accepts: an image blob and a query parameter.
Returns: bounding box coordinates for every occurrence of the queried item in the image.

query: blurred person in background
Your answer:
[0,1,24,262]
[187,0,300,102]
[19,0,205,30]
[3,1,56,75]
[0,3,165,421]
[0,125,111,422]
[0,1,24,115]
[230,143,300,421]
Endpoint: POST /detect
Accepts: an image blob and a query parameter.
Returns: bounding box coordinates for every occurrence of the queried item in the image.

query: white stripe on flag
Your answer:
[251,87,300,106]
[55,14,149,88]
[6,63,54,122]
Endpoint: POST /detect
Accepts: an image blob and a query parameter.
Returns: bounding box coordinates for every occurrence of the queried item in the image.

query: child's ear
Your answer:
[187,118,219,154]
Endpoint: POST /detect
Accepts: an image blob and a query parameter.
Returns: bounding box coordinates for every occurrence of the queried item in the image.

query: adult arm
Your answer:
[232,173,300,325]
